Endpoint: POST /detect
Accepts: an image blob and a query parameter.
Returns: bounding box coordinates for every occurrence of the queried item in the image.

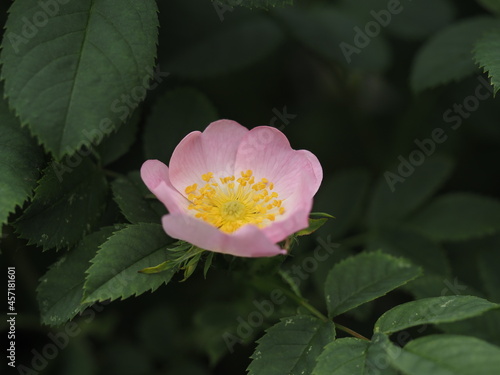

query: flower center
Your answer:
[184,170,285,233]
[221,200,246,220]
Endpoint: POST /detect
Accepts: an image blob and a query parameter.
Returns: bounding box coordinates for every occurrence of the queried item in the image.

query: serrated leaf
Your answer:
[368,226,451,277]
[474,29,500,95]
[411,16,500,92]
[367,156,454,227]
[15,158,108,250]
[37,226,120,326]
[83,223,174,303]
[277,7,391,71]
[313,338,369,375]
[143,88,218,163]
[406,193,500,241]
[313,169,371,240]
[0,0,159,157]
[389,334,500,375]
[214,0,292,9]
[166,16,284,78]
[111,171,165,224]
[325,252,421,318]
[247,315,335,375]
[96,109,141,166]
[313,336,397,375]
[0,85,43,225]
[375,296,499,334]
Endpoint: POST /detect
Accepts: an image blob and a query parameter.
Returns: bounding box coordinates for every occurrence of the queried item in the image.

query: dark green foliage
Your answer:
[3,1,500,374]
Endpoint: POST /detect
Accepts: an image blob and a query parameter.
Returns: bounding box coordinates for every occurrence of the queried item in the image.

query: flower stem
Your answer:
[334,323,370,341]
[275,284,370,341]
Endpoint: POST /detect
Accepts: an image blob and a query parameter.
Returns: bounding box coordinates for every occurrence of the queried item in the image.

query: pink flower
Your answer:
[140,120,322,257]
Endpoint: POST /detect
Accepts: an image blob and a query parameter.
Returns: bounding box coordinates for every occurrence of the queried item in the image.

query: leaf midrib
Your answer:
[59,0,95,154]
[83,232,170,301]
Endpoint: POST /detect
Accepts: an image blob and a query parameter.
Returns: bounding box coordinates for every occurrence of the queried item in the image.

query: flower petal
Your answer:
[263,199,313,243]
[234,126,323,200]
[169,120,249,195]
[162,214,286,257]
[296,149,323,195]
[140,160,187,214]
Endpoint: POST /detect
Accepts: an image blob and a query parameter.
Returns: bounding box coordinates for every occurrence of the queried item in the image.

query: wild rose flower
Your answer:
[141,120,322,257]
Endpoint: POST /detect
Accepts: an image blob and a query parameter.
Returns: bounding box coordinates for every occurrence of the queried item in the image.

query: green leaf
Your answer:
[313,338,369,375]
[368,226,451,276]
[406,193,500,241]
[277,7,391,71]
[389,334,500,375]
[37,226,120,326]
[96,109,141,166]
[0,86,43,225]
[367,156,454,227]
[214,0,293,10]
[313,168,371,240]
[15,159,108,250]
[313,336,397,375]
[247,315,335,375]
[0,0,159,157]
[111,171,165,224]
[325,252,421,318]
[296,218,328,236]
[410,17,500,92]
[474,29,500,95]
[143,88,218,163]
[83,223,174,303]
[375,296,499,334]
[478,0,500,15]
[166,16,284,78]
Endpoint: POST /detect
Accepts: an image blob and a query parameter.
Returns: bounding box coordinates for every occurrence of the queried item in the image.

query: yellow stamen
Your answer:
[185,170,285,233]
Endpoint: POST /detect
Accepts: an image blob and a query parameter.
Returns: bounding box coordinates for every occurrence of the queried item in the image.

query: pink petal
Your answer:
[169,120,249,195]
[162,214,286,257]
[140,160,187,214]
[263,199,313,243]
[234,126,323,201]
[296,150,323,196]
